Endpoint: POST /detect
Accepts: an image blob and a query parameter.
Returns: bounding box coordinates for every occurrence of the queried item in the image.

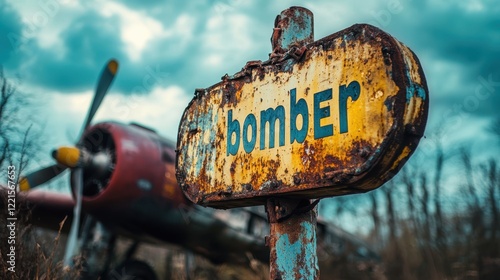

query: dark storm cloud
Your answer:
[1,1,293,97]
[0,4,23,65]
[20,12,128,92]
[393,1,499,79]
[364,0,500,119]
[1,0,275,96]
[3,0,498,123]
[0,7,131,94]
[117,0,165,10]
[117,0,277,94]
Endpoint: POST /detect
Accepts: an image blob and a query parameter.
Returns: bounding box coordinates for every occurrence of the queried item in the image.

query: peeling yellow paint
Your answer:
[176,24,428,207]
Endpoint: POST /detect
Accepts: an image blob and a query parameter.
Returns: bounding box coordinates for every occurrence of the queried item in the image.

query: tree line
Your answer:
[325,133,500,279]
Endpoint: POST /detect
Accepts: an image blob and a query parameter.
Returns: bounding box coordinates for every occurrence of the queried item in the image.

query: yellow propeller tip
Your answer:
[54,146,81,168]
[19,178,30,192]
[108,60,119,75]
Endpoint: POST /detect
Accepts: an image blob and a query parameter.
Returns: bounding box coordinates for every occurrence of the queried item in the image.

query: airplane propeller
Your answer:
[18,165,67,191]
[19,59,118,191]
[81,59,119,138]
[18,59,119,266]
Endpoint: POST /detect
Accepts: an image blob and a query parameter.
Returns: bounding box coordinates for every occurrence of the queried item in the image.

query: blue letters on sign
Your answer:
[227,110,240,156]
[290,88,309,144]
[243,114,257,153]
[260,106,286,150]
[226,81,360,155]
[313,89,333,139]
[339,81,361,134]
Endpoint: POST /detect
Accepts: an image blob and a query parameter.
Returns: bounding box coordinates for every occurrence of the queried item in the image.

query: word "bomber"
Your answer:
[227,81,361,155]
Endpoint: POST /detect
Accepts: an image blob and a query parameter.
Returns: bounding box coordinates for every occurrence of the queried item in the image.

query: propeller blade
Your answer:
[64,167,84,266]
[52,146,82,168]
[80,59,119,137]
[19,165,67,191]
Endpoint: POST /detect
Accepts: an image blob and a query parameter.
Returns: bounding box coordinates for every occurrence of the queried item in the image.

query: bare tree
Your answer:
[419,172,430,242]
[369,192,381,244]
[401,167,416,228]
[487,117,500,141]
[0,69,79,280]
[481,159,499,257]
[460,147,480,207]
[0,69,41,178]
[487,160,498,241]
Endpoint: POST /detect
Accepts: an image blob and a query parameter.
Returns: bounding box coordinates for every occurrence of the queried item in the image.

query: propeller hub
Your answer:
[52,146,81,168]
[92,152,112,172]
[18,59,118,194]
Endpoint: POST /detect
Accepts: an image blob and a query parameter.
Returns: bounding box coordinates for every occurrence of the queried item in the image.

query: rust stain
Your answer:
[176,24,428,208]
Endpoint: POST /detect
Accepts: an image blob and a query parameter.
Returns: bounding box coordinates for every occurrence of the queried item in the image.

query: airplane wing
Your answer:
[0,187,74,233]
[317,217,380,261]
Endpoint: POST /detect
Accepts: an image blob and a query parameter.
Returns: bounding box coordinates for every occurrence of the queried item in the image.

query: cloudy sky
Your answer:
[1,0,499,181]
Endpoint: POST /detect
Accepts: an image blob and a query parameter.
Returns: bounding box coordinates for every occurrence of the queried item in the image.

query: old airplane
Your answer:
[1,59,379,279]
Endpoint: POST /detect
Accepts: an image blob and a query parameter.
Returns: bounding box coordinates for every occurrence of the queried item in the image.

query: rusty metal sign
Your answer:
[176,24,428,208]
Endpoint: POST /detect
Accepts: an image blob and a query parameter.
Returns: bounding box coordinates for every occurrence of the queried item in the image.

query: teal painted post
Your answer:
[266,199,319,279]
[265,7,319,280]
[270,6,314,55]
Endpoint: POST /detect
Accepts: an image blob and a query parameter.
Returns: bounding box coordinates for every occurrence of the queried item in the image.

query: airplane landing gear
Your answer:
[107,260,157,280]
[77,217,158,280]
[105,235,157,280]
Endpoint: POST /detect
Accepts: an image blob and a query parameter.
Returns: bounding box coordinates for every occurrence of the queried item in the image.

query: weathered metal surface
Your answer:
[265,9,319,279]
[176,22,428,209]
[266,198,319,280]
[270,6,314,59]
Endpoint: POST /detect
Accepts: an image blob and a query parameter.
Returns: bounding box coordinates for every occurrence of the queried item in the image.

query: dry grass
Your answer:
[129,240,269,280]
[1,192,379,279]
[0,194,268,280]
[0,193,81,279]
[3,219,381,280]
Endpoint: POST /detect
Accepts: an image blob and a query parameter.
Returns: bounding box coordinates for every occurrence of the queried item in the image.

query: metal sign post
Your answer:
[266,198,319,279]
[263,8,319,279]
[176,5,428,280]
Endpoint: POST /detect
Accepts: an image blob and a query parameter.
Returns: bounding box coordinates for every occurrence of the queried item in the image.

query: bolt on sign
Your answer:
[176,24,428,209]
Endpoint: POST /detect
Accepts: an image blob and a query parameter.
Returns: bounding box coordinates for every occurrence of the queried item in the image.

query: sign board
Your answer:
[176,24,428,208]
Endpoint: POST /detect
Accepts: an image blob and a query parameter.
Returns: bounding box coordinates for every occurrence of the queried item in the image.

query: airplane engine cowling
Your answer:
[70,122,187,214]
